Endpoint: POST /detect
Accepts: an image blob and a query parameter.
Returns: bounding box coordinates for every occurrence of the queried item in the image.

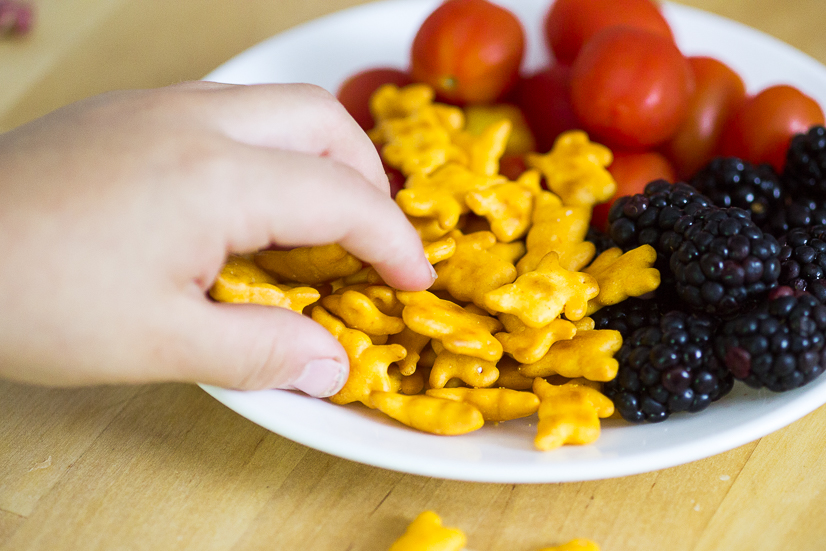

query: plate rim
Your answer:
[199,0,826,483]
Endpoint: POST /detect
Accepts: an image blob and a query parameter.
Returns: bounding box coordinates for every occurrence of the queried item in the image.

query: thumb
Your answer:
[169,299,349,396]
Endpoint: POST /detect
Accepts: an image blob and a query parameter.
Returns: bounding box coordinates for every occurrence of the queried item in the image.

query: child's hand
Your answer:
[0,81,434,394]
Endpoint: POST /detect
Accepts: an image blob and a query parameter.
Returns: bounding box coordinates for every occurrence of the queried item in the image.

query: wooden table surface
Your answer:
[3,1,826,549]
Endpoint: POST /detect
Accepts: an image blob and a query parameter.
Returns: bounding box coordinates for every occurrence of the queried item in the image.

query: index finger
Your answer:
[173,81,391,194]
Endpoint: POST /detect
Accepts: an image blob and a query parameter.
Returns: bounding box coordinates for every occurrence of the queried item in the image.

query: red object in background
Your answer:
[570,27,694,150]
[336,67,413,130]
[544,0,673,65]
[410,0,525,104]
[386,166,406,199]
[591,150,677,231]
[372,143,406,199]
[499,154,528,180]
[511,65,580,153]
[661,56,747,179]
[0,0,33,36]
[719,84,825,172]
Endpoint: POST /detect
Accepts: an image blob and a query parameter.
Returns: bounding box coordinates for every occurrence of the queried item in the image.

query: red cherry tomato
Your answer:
[661,57,747,179]
[591,151,677,231]
[719,85,825,172]
[544,0,673,66]
[336,67,413,130]
[511,65,580,153]
[410,0,525,104]
[570,27,693,150]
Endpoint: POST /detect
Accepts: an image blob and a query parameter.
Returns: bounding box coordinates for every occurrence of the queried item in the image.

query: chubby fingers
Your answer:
[218,144,434,292]
[176,81,390,194]
[167,298,349,393]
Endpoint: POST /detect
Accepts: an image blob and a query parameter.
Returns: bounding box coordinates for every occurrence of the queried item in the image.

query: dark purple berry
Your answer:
[783,125,826,200]
[715,288,826,391]
[690,157,783,227]
[604,311,732,423]
[669,207,780,316]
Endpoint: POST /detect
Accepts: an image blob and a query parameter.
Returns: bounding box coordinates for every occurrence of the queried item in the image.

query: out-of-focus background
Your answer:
[1,0,825,132]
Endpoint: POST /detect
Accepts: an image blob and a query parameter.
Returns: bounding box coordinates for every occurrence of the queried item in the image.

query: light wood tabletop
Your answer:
[3,1,826,550]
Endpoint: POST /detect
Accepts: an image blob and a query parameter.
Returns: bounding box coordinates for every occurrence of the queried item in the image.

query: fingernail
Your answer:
[290,358,347,398]
[429,263,438,282]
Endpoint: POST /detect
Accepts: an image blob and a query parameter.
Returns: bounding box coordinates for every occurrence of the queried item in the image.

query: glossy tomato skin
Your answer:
[591,151,677,231]
[544,0,673,66]
[570,27,693,150]
[336,67,413,130]
[720,85,825,172]
[410,0,525,104]
[511,64,580,153]
[661,57,747,179]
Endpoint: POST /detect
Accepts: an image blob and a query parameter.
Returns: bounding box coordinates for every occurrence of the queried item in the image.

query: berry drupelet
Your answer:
[777,225,826,302]
[689,157,783,228]
[669,206,781,316]
[783,125,826,200]
[714,288,826,391]
[604,311,733,423]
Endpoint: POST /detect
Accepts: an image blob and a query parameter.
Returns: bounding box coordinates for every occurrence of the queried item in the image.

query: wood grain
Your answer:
[0,0,371,132]
[0,382,140,516]
[2,1,826,550]
[0,510,24,548]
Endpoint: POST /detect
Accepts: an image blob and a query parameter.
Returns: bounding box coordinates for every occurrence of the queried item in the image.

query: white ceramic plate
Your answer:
[200,0,826,483]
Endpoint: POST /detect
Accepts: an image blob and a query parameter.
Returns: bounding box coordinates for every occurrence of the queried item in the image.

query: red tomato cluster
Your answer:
[335,0,825,227]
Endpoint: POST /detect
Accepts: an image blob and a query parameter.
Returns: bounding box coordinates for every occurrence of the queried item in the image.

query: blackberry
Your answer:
[689,157,783,227]
[777,225,826,302]
[585,226,618,257]
[714,288,826,391]
[607,180,712,257]
[670,207,781,316]
[762,196,826,237]
[592,297,666,339]
[783,125,826,199]
[604,311,733,423]
[607,181,713,297]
